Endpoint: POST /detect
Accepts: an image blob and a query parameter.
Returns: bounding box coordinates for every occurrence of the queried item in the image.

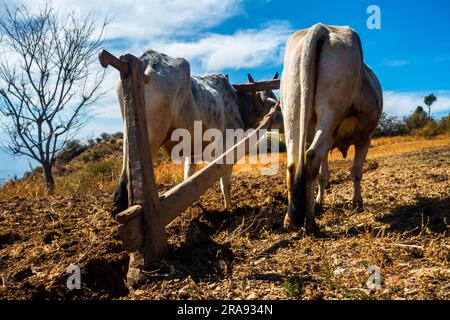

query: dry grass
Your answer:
[233,135,450,173]
[1,135,448,199]
[331,134,450,161]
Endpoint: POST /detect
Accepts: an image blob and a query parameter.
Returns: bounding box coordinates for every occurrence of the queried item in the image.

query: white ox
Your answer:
[113,50,282,214]
[280,24,383,233]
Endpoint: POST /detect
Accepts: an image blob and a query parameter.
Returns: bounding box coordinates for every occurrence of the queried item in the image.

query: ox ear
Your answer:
[273,72,279,80]
[225,74,229,81]
[247,73,255,83]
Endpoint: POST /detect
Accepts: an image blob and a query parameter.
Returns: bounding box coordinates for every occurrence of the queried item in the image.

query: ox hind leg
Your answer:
[351,138,371,209]
[302,135,333,233]
[300,112,340,234]
[220,166,233,209]
[315,154,330,209]
[283,104,301,229]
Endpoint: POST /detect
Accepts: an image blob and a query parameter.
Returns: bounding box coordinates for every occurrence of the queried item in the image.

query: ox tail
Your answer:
[292,24,327,224]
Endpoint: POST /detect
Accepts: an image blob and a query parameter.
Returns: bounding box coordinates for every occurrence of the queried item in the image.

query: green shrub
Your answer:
[282,276,304,298]
[404,106,428,133]
[91,151,101,161]
[438,114,450,135]
[56,140,87,163]
[417,120,443,138]
[112,132,124,140]
[100,133,112,142]
[87,160,116,177]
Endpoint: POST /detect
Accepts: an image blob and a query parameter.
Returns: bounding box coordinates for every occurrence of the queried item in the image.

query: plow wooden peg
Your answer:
[98,50,149,84]
[98,50,129,76]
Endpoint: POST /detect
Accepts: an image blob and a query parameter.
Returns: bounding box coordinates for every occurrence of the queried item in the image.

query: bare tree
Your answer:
[0,2,109,190]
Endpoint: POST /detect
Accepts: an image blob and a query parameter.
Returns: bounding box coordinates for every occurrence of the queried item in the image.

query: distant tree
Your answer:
[100,133,112,142]
[405,106,429,132]
[87,139,96,147]
[374,112,409,137]
[424,93,437,119]
[0,2,109,190]
[112,132,124,140]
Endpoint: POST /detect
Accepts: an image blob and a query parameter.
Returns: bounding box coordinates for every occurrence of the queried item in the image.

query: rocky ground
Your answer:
[0,145,449,300]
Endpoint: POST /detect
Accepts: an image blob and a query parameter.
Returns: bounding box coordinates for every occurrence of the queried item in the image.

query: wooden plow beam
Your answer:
[232,79,280,93]
[98,49,280,283]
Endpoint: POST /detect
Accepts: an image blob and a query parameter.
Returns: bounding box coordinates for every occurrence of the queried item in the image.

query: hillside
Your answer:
[0,136,449,299]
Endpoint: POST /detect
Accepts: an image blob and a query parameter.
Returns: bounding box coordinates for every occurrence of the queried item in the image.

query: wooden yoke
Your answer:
[232,79,280,93]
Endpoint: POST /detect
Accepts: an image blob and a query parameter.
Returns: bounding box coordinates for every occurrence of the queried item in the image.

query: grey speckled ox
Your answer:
[112,49,282,215]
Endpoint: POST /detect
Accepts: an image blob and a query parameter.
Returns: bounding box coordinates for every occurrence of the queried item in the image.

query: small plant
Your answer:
[361,261,370,268]
[343,289,369,300]
[282,276,304,299]
[322,260,335,287]
[91,151,101,161]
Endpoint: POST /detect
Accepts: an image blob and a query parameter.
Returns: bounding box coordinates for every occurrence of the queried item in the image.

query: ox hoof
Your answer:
[305,217,320,235]
[352,199,364,212]
[284,204,304,230]
[314,201,325,216]
[283,214,295,230]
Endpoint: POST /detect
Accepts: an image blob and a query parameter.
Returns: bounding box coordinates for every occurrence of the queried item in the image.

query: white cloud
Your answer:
[90,72,122,120]
[2,1,293,122]
[434,55,450,63]
[24,0,242,40]
[383,90,450,117]
[92,22,292,121]
[152,23,292,72]
[384,59,409,67]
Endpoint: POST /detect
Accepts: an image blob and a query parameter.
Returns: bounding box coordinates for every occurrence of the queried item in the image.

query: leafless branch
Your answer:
[0,1,109,189]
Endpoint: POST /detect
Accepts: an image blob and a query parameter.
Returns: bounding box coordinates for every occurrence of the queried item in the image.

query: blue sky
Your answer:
[1,0,450,180]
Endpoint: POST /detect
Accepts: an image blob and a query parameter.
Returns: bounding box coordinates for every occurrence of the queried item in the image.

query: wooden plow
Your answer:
[98,50,280,284]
